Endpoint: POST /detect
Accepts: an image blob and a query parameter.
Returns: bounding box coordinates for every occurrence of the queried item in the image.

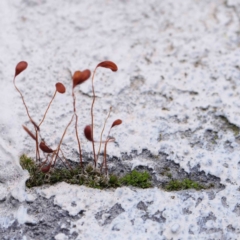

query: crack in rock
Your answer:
[95,149,225,190]
[136,201,166,223]
[233,203,240,216]
[95,203,125,226]
[221,196,229,208]
[182,208,192,215]
[197,212,223,234]
[0,196,83,240]
[195,197,203,208]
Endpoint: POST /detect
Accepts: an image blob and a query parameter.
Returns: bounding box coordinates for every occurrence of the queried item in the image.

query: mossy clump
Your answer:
[164,178,206,191]
[20,155,46,188]
[119,170,152,188]
[20,155,151,189]
[219,115,240,136]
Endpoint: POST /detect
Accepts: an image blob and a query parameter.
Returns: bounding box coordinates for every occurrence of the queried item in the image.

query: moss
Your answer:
[20,155,151,189]
[166,173,172,178]
[219,115,240,136]
[119,170,152,188]
[20,154,46,188]
[108,174,121,188]
[20,154,35,170]
[20,155,216,191]
[164,178,206,191]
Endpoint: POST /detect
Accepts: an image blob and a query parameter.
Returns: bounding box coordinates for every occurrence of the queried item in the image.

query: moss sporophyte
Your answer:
[15,61,208,191]
[14,61,121,176]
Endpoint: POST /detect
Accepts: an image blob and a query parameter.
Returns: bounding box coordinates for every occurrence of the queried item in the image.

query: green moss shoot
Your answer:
[164,178,206,191]
[20,155,151,189]
[119,169,152,188]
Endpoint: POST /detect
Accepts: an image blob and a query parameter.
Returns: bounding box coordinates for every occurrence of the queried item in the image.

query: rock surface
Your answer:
[1,0,240,239]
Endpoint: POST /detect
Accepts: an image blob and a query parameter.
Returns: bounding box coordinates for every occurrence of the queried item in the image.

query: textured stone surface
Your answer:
[1,0,240,239]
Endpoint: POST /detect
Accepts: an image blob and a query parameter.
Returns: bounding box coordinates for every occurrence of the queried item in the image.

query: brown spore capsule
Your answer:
[72,69,91,88]
[15,61,28,77]
[40,141,54,153]
[111,119,122,128]
[84,125,93,142]
[56,82,66,94]
[97,61,118,72]
[41,163,51,173]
